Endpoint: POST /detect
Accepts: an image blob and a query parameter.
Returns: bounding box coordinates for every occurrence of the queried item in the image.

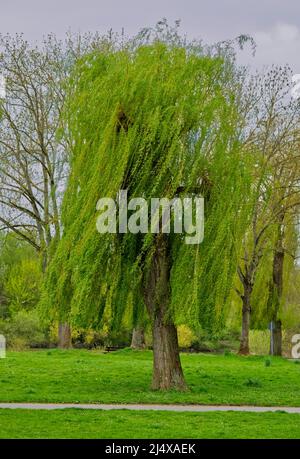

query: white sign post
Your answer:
[0,335,6,358]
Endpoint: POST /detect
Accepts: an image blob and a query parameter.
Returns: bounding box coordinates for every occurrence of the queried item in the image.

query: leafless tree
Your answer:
[0,32,112,346]
[236,66,300,355]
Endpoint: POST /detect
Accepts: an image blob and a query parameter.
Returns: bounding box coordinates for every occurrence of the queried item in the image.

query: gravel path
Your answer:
[0,403,300,413]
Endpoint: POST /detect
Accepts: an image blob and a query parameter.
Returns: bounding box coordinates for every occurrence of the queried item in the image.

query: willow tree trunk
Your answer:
[152,307,186,390]
[131,327,146,350]
[58,323,72,349]
[143,234,187,390]
[239,284,252,355]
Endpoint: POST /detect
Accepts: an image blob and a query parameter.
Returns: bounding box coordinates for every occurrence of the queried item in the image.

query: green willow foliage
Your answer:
[43,43,252,334]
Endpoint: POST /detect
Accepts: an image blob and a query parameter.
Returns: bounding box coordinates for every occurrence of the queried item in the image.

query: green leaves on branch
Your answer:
[44,42,252,334]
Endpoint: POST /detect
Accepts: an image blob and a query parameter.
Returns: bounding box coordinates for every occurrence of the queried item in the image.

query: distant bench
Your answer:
[104,346,124,352]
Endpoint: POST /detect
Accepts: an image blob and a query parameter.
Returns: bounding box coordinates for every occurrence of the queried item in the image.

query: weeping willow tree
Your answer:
[43,41,251,390]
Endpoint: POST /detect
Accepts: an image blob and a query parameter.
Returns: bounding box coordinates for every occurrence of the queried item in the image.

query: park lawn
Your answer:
[0,349,300,406]
[0,409,300,438]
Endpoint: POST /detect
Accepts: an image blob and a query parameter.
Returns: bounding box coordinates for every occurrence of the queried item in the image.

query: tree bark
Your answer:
[268,221,284,356]
[131,327,146,350]
[152,308,186,390]
[143,234,187,390]
[58,323,72,349]
[239,284,252,355]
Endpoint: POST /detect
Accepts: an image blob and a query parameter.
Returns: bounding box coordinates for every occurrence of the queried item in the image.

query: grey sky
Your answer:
[0,0,300,71]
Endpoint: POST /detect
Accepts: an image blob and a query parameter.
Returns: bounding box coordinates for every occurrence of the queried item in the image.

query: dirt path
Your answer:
[0,403,299,413]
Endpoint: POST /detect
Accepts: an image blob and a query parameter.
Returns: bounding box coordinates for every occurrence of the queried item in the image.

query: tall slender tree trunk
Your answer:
[143,234,187,390]
[269,227,284,356]
[131,327,146,350]
[58,323,72,349]
[239,283,252,355]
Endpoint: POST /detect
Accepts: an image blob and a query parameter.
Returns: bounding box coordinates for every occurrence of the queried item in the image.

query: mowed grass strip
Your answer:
[0,409,299,439]
[1,349,300,406]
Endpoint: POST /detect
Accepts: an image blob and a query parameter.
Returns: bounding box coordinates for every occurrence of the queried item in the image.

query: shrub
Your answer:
[0,310,47,349]
[249,330,269,355]
[177,325,197,348]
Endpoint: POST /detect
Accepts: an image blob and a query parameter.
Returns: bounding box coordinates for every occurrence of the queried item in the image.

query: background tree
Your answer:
[0,32,114,346]
[235,66,300,355]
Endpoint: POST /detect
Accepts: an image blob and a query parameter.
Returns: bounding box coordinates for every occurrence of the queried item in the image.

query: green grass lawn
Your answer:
[0,349,300,406]
[0,409,300,439]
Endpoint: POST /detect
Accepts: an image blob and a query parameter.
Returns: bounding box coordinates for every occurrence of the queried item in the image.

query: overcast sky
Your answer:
[0,0,300,72]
